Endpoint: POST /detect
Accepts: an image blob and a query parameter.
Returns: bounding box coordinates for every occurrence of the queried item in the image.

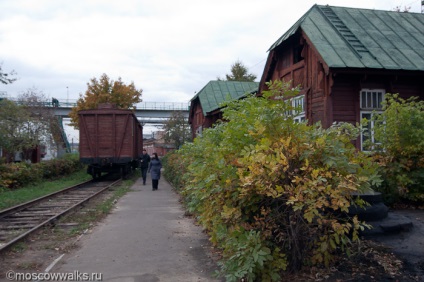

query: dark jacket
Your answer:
[140,153,151,169]
[148,158,162,180]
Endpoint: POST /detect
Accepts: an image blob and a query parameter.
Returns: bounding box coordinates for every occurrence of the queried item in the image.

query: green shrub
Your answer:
[219,229,286,282]
[173,80,380,280]
[35,153,83,179]
[370,94,424,204]
[162,150,190,191]
[0,162,42,189]
[0,153,83,190]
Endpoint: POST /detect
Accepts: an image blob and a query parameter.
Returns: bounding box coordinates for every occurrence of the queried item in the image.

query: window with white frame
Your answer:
[283,95,306,122]
[360,89,385,151]
[291,95,306,122]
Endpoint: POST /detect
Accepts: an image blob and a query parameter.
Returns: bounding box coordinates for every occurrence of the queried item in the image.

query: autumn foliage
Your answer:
[69,73,142,128]
[163,80,381,281]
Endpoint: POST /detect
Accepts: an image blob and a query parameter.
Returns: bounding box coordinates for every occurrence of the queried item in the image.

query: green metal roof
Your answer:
[192,80,259,115]
[269,5,424,71]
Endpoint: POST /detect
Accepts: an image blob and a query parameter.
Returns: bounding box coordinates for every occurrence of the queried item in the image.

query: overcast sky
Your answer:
[1,0,422,103]
[0,0,422,139]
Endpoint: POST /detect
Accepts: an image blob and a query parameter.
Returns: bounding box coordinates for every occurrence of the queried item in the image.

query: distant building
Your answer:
[143,131,176,157]
[1,145,46,163]
[188,80,259,139]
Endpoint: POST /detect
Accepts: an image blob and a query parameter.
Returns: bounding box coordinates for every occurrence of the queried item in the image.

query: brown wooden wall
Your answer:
[389,77,424,100]
[263,32,329,126]
[331,79,359,125]
[189,99,205,139]
[331,73,424,125]
[79,108,143,163]
[303,39,328,127]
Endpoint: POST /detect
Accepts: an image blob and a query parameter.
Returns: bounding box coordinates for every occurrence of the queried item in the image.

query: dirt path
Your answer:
[368,209,424,280]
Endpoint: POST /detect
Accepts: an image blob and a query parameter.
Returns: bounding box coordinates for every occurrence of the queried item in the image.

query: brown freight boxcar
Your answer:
[78,103,143,179]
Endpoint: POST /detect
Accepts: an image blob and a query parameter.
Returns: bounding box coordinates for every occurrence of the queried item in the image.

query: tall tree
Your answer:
[218,60,257,82]
[17,88,60,152]
[0,62,17,84]
[69,73,142,128]
[0,88,55,159]
[0,99,31,156]
[163,111,192,149]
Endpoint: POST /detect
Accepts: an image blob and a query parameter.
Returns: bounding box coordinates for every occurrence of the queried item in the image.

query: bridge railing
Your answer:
[4,98,189,111]
[136,102,189,110]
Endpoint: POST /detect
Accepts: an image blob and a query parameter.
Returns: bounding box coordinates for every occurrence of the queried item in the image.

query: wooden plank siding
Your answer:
[189,99,205,140]
[390,79,424,100]
[331,80,359,124]
[78,106,143,164]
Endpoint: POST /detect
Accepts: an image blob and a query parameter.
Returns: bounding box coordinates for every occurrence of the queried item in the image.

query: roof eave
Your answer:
[268,5,317,52]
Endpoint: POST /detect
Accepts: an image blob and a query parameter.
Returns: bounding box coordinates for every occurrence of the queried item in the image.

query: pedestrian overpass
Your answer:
[6,97,190,155]
[50,99,190,124]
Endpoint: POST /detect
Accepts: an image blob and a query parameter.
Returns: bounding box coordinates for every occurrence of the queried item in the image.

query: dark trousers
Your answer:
[141,167,148,184]
[152,179,159,190]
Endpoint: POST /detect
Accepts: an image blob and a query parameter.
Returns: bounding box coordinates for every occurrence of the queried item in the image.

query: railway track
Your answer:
[0,178,122,253]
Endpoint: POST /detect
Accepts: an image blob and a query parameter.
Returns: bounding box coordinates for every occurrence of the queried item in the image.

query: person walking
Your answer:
[140,149,151,185]
[148,153,162,191]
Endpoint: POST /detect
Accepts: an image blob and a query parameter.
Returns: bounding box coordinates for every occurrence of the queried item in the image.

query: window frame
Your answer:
[291,95,306,123]
[360,89,385,151]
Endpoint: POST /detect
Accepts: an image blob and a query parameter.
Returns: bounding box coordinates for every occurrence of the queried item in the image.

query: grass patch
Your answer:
[0,168,92,210]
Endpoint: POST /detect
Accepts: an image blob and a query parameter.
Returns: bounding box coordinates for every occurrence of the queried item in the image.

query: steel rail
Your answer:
[0,178,122,253]
[0,180,93,220]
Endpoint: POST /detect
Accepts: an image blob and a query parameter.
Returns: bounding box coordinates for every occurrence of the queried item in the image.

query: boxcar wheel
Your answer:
[90,167,101,180]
